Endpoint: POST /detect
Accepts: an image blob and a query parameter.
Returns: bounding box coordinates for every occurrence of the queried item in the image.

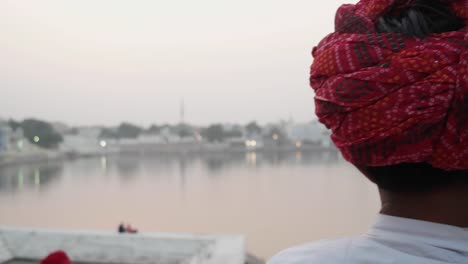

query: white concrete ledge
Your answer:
[0,238,13,264]
[0,227,245,264]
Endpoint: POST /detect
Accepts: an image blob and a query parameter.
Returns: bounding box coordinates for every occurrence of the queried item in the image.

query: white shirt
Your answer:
[268,214,468,264]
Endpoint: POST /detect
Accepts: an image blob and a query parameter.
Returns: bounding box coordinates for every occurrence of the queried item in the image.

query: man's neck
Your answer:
[379,187,468,228]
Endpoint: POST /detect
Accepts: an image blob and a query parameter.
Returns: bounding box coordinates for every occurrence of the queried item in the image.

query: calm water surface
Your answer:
[0,151,379,258]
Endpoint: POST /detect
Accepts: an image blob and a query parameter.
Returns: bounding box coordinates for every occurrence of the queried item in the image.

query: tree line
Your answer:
[5,119,267,148]
[99,121,264,143]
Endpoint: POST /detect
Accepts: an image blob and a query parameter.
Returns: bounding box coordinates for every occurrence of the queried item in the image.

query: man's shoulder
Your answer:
[267,238,354,264]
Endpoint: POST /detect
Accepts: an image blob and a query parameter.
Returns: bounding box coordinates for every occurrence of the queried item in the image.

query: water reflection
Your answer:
[115,156,140,181]
[198,150,340,173]
[203,155,235,173]
[0,163,63,193]
[259,150,337,168]
[246,152,257,166]
[178,155,187,190]
[0,149,378,258]
[0,150,340,192]
[100,156,107,171]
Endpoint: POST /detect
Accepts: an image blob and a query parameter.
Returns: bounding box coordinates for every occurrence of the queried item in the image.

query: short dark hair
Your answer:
[376,0,464,38]
[358,163,468,193]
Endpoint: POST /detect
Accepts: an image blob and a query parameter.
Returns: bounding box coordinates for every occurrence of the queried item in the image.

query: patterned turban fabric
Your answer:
[310,0,467,170]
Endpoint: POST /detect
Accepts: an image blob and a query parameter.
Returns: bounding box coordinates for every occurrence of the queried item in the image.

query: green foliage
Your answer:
[146,124,161,134]
[20,119,63,149]
[8,119,21,131]
[201,124,225,142]
[176,124,192,138]
[116,123,142,139]
[68,127,79,135]
[224,129,243,138]
[99,122,143,139]
[99,128,118,139]
[267,126,284,138]
[245,121,262,135]
[265,126,289,145]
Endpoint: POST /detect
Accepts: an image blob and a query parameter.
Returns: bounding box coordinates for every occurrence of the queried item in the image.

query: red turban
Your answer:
[310,0,467,170]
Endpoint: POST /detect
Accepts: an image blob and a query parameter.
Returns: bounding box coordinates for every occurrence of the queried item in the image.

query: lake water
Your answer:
[0,151,379,259]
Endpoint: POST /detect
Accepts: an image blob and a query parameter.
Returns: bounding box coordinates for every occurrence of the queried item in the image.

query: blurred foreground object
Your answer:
[0,226,246,264]
[40,251,71,264]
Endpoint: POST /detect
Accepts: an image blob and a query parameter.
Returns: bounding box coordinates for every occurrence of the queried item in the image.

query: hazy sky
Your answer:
[2,0,353,126]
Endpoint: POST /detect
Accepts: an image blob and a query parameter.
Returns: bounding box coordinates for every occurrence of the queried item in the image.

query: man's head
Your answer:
[310,0,467,226]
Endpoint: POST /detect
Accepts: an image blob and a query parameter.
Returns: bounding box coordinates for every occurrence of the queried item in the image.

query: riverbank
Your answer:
[0,151,64,167]
[0,142,338,167]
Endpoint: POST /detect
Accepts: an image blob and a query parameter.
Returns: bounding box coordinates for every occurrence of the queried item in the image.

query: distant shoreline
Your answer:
[0,142,338,168]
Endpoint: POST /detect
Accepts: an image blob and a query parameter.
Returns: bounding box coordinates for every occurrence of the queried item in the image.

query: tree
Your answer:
[116,123,142,139]
[267,126,285,139]
[176,123,192,138]
[265,126,289,145]
[245,121,262,136]
[68,127,79,135]
[20,119,63,149]
[8,119,21,131]
[201,124,225,143]
[224,129,243,138]
[146,124,161,134]
[99,128,118,139]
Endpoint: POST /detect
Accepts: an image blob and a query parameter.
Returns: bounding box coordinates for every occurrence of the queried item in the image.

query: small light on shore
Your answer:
[245,140,257,147]
[100,140,107,148]
[33,136,40,143]
[296,141,302,148]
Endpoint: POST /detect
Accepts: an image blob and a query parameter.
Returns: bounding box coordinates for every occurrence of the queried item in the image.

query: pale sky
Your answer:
[1,0,354,126]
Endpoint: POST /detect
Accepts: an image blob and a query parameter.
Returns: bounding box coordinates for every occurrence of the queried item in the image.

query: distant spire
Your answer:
[180,98,185,124]
[288,114,294,124]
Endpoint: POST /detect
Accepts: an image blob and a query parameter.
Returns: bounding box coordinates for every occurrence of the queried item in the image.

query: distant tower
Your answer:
[288,114,294,125]
[180,98,185,124]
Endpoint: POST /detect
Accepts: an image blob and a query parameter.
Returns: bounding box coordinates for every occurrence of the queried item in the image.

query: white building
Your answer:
[0,121,35,153]
[60,127,106,155]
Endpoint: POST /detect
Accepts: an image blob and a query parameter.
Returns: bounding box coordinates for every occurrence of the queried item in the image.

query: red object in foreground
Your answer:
[40,251,72,264]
